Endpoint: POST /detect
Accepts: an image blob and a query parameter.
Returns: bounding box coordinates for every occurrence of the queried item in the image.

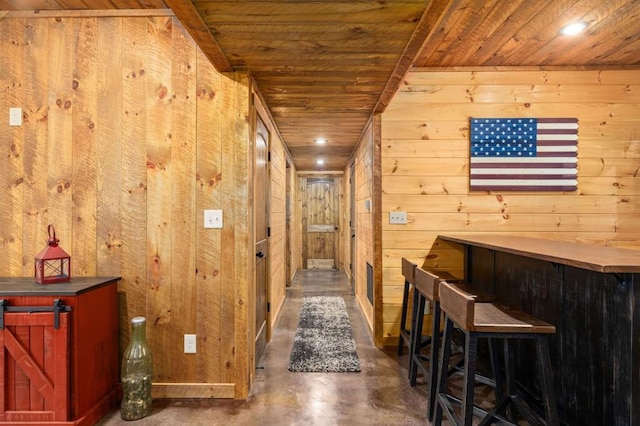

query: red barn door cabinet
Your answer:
[0,277,120,425]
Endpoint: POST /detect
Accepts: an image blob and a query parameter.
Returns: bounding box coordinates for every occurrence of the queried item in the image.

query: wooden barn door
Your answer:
[303,177,339,269]
[0,312,69,422]
[254,113,270,364]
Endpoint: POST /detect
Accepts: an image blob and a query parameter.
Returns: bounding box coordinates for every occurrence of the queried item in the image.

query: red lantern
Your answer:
[34,224,71,284]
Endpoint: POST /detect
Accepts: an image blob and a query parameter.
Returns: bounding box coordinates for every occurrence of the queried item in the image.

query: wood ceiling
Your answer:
[2,0,639,171]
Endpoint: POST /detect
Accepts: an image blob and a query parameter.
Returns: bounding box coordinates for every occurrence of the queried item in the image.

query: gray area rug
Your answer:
[288,296,361,373]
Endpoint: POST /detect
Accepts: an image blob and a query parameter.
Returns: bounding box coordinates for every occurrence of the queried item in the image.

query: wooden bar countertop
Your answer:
[439,234,640,274]
[0,276,121,296]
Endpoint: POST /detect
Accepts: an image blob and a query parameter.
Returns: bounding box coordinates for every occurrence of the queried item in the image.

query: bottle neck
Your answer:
[131,319,147,343]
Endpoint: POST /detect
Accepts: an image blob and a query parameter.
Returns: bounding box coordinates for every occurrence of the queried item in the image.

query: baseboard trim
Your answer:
[152,383,235,399]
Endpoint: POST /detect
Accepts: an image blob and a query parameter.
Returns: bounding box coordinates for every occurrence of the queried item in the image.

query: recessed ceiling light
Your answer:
[560,21,587,36]
[316,159,325,166]
[315,138,326,144]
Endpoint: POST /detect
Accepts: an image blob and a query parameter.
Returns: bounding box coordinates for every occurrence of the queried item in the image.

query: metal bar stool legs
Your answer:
[434,314,457,425]
[435,318,518,426]
[397,258,417,357]
[408,287,428,385]
[487,339,559,426]
[426,299,442,421]
[397,274,411,356]
[409,268,444,392]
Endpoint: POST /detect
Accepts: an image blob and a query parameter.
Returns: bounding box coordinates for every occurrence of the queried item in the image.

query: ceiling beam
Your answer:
[2,9,174,18]
[373,0,454,114]
[163,0,233,73]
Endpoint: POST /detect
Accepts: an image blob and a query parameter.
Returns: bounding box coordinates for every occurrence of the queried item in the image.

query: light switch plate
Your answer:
[9,108,22,126]
[184,334,196,353]
[389,211,408,224]
[204,209,223,228]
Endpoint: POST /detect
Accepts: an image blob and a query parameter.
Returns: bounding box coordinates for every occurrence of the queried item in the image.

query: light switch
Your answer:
[9,108,22,126]
[204,209,223,229]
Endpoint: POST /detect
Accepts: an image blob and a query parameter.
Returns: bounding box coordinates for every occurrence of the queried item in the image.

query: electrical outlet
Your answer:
[184,334,196,353]
[389,211,408,224]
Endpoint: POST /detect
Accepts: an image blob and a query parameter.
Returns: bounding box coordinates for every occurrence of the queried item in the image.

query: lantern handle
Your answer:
[47,224,58,245]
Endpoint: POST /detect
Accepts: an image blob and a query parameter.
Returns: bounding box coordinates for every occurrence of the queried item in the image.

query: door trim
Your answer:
[253,100,270,365]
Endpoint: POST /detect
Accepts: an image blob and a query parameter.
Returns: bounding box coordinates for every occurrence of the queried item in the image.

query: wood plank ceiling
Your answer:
[2,0,639,171]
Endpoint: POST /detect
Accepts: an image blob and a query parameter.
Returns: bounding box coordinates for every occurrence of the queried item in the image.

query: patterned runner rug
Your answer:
[288,296,361,373]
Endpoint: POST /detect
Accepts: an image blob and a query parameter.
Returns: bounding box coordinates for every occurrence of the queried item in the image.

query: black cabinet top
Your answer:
[0,277,121,296]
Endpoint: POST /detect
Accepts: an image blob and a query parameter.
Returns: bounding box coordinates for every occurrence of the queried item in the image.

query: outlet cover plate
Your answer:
[389,211,407,224]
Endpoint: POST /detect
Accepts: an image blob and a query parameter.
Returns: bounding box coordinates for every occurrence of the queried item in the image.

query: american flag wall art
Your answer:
[469,117,578,191]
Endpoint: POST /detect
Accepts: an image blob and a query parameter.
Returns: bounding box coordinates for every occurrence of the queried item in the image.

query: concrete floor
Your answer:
[97,269,431,425]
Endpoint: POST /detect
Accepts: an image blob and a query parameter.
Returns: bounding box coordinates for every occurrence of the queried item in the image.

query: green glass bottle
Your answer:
[120,316,153,420]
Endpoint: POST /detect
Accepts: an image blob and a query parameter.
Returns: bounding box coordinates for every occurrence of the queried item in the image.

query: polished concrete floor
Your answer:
[97,269,433,425]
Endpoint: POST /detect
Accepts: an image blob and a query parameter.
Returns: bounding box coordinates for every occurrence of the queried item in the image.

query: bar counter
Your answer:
[439,234,640,426]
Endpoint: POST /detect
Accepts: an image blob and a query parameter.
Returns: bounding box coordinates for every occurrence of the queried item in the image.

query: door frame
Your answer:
[285,159,292,286]
[252,97,271,364]
[349,160,356,293]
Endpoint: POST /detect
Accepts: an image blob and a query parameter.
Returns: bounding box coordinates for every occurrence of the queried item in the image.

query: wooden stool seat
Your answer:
[414,270,491,304]
[473,304,556,333]
[434,281,559,426]
[427,269,464,287]
[441,282,555,334]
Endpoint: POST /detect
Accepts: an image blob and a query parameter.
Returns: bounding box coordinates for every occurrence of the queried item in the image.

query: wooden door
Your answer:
[303,178,339,269]
[254,113,269,364]
[0,312,69,422]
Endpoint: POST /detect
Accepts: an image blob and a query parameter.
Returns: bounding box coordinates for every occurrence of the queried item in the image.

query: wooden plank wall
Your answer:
[346,120,376,334]
[0,15,253,398]
[380,69,640,345]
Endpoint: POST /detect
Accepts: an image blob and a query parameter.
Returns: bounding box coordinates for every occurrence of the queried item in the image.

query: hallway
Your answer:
[97,269,428,425]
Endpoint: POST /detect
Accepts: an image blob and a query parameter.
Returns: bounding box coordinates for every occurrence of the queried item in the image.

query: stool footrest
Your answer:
[436,393,519,426]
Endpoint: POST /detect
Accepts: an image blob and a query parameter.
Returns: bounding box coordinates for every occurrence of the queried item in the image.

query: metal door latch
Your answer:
[0,299,72,329]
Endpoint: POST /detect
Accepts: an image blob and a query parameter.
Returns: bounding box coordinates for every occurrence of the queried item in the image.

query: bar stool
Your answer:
[397,258,417,357]
[409,268,492,421]
[434,281,559,426]
[399,259,462,358]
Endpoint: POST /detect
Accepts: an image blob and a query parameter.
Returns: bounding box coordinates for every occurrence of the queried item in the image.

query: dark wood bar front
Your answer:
[439,235,640,426]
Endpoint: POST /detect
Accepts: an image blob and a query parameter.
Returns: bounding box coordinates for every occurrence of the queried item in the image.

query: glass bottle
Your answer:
[121,316,153,420]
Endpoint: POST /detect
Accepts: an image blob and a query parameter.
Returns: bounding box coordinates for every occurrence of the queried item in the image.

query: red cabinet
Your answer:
[0,277,120,425]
